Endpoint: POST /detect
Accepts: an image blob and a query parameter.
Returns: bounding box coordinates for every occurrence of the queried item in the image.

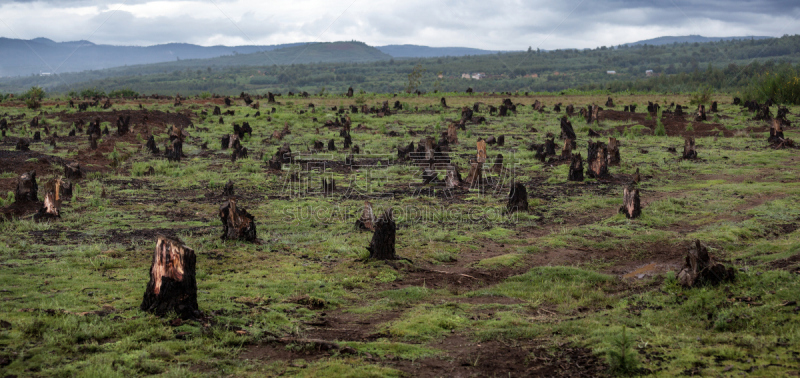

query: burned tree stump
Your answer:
[267,92,276,103]
[446,123,459,144]
[440,97,448,108]
[15,171,38,203]
[683,137,697,159]
[492,154,504,173]
[140,236,200,318]
[607,137,621,166]
[605,97,614,107]
[146,135,160,155]
[445,164,462,189]
[497,135,505,146]
[560,117,576,140]
[34,190,60,222]
[16,139,30,151]
[710,101,718,113]
[543,138,556,156]
[355,201,376,231]
[223,180,234,197]
[769,119,785,144]
[568,153,584,181]
[213,106,221,116]
[587,141,609,179]
[219,198,257,242]
[695,105,706,121]
[346,87,354,97]
[677,240,735,288]
[506,183,529,214]
[366,209,403,261]
[397,141,414,161]
[476,139,487,164]
[619,186,641,219]
[323,178,336,195]
[561,139,574,157]
[166,140,182,162]
[465,159,483,186]
[116,115,131,136]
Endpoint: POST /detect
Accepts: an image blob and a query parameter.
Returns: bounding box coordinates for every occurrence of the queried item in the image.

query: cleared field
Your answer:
[0,92,799,377]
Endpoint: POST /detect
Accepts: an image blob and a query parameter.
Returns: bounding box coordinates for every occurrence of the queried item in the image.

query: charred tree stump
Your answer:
[497,135,505,146]
[267,92,276,103]
[619,186,641,219]
[366,209,404,261]
[695,105,706,121]
[116,115,131,136]
[769,119,785,144]
[397,142,414,161]
[445,164,462,189]
[440,97,448,108]
[34,190,60,222]
[445,123,459,144]
[492,154,504,173]
[166,140,182,162]
[355,201,376,231]
[465,159,483,185]
[568,153,584,181]
[219,198,257,242]
[140,236,200,318]
[607,137,621,166]
[560,117,576,140]
[16,139,30,151]
[15,171,38,203]
[146,135,160,155]
[543,138,556,156]
[506,183,529,214]
[476,139,487,164]
[566,104,575,116]
[683,137,697,159]
[322,178,336,195]
[677,240,736,288]
[213,106,221,115]
[33,132,40,141]
[498,105,508,117]
[223,180,234,197]
[346,87,354,97]
[605,97,614,107]
[587,141,609,179]
[561,139,574,157]
[710,101,718,113]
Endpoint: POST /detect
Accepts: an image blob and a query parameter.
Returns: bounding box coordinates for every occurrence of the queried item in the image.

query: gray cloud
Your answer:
[0,0,798,50]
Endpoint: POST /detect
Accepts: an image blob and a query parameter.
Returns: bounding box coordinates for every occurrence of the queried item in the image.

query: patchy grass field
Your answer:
[1,92,799,377]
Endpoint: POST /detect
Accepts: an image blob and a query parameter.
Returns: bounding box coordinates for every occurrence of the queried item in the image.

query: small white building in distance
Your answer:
[461,73,471,79]
[607,71,616,74]
[40,72,52,76]
[471,72,485,80]
[645,70,654,77]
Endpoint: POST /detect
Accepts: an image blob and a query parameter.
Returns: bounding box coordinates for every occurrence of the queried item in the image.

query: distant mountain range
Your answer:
[0,38,504,77]
[375,45,502,58]
[624,35,772,46]
[0,35,777,77]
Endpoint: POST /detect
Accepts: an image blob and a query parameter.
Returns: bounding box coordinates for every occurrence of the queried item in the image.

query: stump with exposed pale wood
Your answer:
[355,201,376,231]
[619,186,641,219]
[587,141,609,178]
[219,198,257,242]
[445,164,462,189]
[140,235,200,318]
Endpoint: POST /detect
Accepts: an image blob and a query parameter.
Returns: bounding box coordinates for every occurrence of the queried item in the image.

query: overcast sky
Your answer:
[0,0,799,49]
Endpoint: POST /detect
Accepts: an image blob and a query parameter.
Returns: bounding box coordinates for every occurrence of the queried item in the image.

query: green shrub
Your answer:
[654,119,666,136]
[689,86,713,106]
[108,88,138,98]
[743,64,800,104]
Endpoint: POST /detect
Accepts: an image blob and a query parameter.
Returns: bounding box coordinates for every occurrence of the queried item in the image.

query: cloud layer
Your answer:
[1,0,799,49]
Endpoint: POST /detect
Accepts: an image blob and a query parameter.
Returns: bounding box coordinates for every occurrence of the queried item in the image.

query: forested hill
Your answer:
[3,34,799,96]
[624,35,772,46]
[0,38,307,77]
